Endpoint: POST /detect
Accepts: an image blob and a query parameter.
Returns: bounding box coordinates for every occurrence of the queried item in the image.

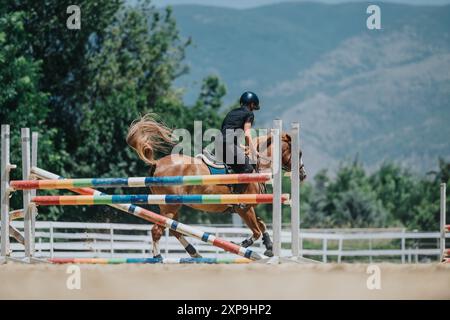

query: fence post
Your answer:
[338,237,343,263]
[272,119,282,257]
[290,122,300,257]
[165,227,169,255]
[401,229,406,264]
[31,132,38,240]
[440,183,446,261]
[110,226,114,258]
[415,242,418,263]
[50,222,54,259]
[1,125,12,258]
[148,230,152,256]
[322,237,327,263]
[299,233,303,257]
[21,128,34,258]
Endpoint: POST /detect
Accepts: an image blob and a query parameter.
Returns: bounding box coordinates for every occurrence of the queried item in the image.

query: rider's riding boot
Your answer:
[233,183,248,194]
[232,183,249,210]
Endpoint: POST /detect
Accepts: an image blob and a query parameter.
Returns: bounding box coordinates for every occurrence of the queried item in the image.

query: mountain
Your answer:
[153,0,450,9]
[170,2,450,176]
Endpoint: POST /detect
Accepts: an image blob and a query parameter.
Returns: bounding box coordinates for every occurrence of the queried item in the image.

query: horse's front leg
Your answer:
[151,205,181,259]
[151,224,164,259]
[237,206,262,249]
[256,216,273,257]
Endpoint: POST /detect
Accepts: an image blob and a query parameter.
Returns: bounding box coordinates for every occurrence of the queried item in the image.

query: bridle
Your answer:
[254,139,294,173]
[252,137,303,194]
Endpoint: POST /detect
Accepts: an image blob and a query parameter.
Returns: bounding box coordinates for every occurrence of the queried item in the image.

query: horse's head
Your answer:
[256,133,307,181]
[281,133,307,181]
[298,150,307,181]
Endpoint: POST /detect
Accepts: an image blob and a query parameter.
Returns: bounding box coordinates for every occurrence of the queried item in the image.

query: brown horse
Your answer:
[126,114,306,258]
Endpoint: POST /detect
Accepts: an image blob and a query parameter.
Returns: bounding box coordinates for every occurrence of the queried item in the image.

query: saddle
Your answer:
[195,149,230,175]
[195,149,264,212]
[195,150,243,194]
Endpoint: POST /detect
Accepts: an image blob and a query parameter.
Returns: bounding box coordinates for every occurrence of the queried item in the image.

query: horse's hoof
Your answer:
[153,254,163,259]
[240,238,254,248]
[264,249,274,257]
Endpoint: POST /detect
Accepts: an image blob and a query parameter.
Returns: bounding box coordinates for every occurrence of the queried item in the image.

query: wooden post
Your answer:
[1,125,11,257]
[31,132,38,244]
[272,119,282,257]
[322,238,327,263]
[50,222,54,259]
[338,238,343,263]
[290,122,300,257]
[110,226,114,258]
[21,128,34,257]
[441,183,446,261]
[165,228,169,255]
[401,229,406,264]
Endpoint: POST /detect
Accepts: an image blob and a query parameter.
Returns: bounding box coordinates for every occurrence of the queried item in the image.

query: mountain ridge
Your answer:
[169,2,450,176]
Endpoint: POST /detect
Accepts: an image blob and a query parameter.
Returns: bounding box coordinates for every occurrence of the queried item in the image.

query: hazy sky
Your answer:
[152,0,450,8]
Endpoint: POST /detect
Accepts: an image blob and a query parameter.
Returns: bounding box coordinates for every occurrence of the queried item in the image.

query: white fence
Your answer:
[1,221,448,263]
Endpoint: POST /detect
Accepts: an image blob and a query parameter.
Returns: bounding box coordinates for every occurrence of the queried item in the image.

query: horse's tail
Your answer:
[126,113,174,165]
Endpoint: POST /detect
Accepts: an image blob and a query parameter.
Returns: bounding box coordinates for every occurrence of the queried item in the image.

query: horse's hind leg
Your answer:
[171,231,202,258]
[236,206,262,249]
[151,205,202,258]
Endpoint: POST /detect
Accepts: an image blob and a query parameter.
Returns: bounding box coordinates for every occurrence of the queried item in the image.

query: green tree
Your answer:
[369,163,422,226]
[60,2,190,222]
[76,2,190,175]
[0,9,70,218]
[2,0,123,151]
[0,11,66,174]
[428,157,450,184]
[301,169,331,228]
[0,11,48,128]
[187,75,227,132]
[306,162,387,228]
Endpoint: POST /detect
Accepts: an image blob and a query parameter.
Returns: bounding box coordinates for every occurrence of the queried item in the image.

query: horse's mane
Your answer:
[256,133,290,156]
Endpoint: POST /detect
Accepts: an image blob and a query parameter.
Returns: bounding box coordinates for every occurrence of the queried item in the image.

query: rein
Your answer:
[255,146,291,172]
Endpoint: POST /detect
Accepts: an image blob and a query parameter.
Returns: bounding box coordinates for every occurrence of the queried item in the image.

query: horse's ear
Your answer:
[282,133,291,144]
[265,135,272,146]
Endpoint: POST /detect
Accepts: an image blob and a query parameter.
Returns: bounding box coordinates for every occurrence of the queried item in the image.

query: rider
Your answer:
[221,91,260,193]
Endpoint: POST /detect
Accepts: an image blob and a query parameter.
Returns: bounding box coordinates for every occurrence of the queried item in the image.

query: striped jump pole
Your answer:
[31,167,265,261]
[49,257,251,264]
[31,194,290,206]
[10,173,272,190]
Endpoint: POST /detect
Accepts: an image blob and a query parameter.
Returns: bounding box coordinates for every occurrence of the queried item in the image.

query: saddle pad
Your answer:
[208,165,227,175]
[195,154,227,175]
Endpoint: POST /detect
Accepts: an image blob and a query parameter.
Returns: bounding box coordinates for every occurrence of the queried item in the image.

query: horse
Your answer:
[126,114,306,258]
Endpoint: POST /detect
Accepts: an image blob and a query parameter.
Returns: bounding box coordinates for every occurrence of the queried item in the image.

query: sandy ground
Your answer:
[0,262,449,299]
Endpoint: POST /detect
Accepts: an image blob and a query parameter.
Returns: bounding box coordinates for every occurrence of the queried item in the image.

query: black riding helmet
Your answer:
[240,91,260,110]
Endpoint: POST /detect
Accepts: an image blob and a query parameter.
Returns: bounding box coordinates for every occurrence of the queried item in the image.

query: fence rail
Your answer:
[1,221,447,263]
